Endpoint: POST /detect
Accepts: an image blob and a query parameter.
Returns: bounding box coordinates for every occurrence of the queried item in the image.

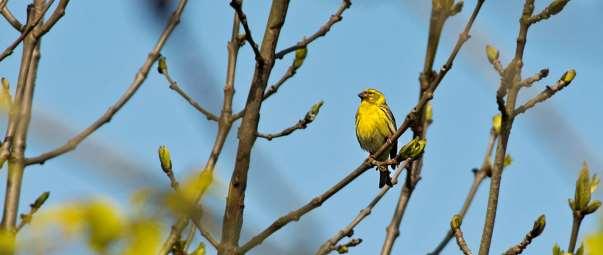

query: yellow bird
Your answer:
[355,88,397,188]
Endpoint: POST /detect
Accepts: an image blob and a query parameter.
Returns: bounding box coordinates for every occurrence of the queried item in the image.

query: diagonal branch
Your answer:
[24,0,189,166]
[229,0,263,64]
[518,68,548,88]
[1,0,22,31]
[256,101,322,141]
[0,0,57,62]
[38,0,69,36]
[274,0,351,59]
[158,57,219,121]
[451,215,473,255]
[316,159,412,255]
[513,72,574,116]
[503,215,546,255]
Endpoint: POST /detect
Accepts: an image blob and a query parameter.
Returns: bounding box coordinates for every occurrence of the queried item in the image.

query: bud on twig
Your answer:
[561,69,576,84]
[424,103,433,124]
[399,138,427,159]
[547,0,570,16]
[31,191,50,209]
[158,55,168,74]
[485,45,499,64]
[503,154,513,169]
[492,114,501,134]
[158,145,172,173]
[530,214,546,237]
[583,200,601,215]
[450,214,462,230]
[293,46,308,69]
[304,100,324,122]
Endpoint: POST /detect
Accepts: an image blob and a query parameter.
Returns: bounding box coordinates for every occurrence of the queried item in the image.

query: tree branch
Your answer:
[429,130,497,255]
[0,0,57,62]
[274,0,350,59]
[518,68,548,88]
[1,0,22,31]
[158,9,242,254]
[158,57,219,121]
[513,73,574,116]
[316,159,412,255]
[24,0,189,166]
[451,215,473,255]
[256,101,322,140]
[229,0,263,64]
[37,0,69,36]
[503,215,546,255]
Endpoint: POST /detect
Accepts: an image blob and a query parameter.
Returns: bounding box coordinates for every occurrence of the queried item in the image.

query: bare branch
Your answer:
[334,238,362,254]
[229,0,263,64]
[256,101,322,140]
[158,56,219,121]
[274,0,351,59]
[24,0,189,166]
[451,215,473,255]
[518,68,548,88]
[529,0,570,24]
[37,0,69,36]
[316,160,411,255]
[1,1,23,31]
[513,74,574,116]
[503,215,546,255]
[0,0,56,62]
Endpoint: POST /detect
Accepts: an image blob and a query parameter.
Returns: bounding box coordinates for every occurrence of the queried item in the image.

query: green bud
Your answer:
[492,114,502,134]
[530,214,546,237]
[561,69,576,84]
[584,200,601,215]
[552,243,563,255]
[503,154,513,169]
[547,0,569,16]
[485,45,499,64]
[575,162,591,211]
[336,245,349,254]
[158,56,168,74]
[32,191,50,209]
[568,198,576,211]
[158,145,172,173]
[191,242,206,255]
[575,244,584,255]
[0,78,12,110]
[305,101,324,122]
[293,46,308,69]
[399,138,427,159]
[450,214,462,230]
[1,78,8,90]
[424,103,433,123]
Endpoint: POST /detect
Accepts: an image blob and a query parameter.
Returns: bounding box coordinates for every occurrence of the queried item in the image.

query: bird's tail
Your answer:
[378,166,393,188]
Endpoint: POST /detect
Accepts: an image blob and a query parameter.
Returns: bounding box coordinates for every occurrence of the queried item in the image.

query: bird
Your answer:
[355,88,397,188]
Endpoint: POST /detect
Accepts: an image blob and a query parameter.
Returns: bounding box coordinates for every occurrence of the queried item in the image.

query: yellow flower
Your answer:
[355,88,397,188]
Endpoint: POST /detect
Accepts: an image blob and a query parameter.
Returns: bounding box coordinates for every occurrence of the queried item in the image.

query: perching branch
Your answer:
[333,238,362,254]
[381,1,485,254]
[503,215,546,255]
[257,101,322,140]
[24,0,189,166]
[316,159,412,255]
[229,0,263,64]
[274,0,351,59]
[451,215,473,255]
[157,56,220,121]
[38,0,70,36]
[518,68,548,88]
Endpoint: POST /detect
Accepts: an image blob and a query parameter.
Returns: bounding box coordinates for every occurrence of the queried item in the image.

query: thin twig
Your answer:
[380,1,485,254]
[1,0,22,31]
[316,160,411,255]
[452,222,472,255]
[334,238,362,254]
[567,214,583,253]
[503,215,546,255]
[159,64,219,121]
[256,101,322,141]
[513,78,572,116]
[518,68,548,88]
[429,131,497,255]
[24,0,189,166]
[0,0,57,62]
[229,0,263,64]
[159,9,241,254]
[38,0,69,36]
[274,0,351,59]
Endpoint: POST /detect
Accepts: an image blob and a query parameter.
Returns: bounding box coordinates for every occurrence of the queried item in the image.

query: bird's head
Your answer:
[358,88,386,105]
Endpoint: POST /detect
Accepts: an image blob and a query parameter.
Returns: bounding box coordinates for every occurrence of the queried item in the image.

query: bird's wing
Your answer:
[382,104,398,162]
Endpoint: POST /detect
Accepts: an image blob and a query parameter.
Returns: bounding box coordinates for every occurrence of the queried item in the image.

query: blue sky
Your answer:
[1,0,602,254]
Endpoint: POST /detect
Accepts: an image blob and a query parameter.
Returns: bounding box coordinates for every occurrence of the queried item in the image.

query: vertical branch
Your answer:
[158,5,239,254]
[1,1,44,235]
[220,1,290,254]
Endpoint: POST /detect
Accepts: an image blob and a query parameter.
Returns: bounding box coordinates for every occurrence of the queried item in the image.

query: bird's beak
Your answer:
[358,91,366,99]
